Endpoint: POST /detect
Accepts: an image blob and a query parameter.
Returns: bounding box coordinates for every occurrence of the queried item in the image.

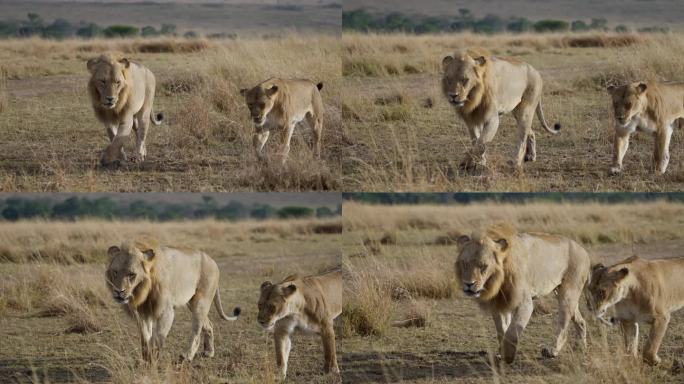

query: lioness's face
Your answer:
[441,54,486,107]
[257,281,296,331]
[240,85,279,126]
[88,57,129,109]
[607,83,647,126]
[587,265,630,325]
[455,236,506,298]
[105,245,153,305]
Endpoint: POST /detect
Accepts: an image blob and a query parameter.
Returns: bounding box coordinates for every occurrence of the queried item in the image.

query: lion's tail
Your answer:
[536,100,560,134]
[214,289,241,321]
[150,111,164,126]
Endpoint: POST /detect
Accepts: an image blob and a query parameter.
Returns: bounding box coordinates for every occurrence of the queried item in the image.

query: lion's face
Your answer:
[455,235,507,298]
[441,54,486,107]
[240,84,279,127]
[105,244,154,305]
[257,280,296,331]
[607,83,647,126]
[88,57,129,110]
[587,265,630,325]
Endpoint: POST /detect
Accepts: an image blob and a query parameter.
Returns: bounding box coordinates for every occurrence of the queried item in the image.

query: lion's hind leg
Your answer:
[542,284,582,358]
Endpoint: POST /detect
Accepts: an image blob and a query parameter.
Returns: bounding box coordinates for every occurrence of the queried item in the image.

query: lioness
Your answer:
[588,255,684,365]
[258,269,342,379]
[442,50,560,170]
[105,237,240,362]
[607,82,684,174]
[455,223,590,363]
[240,78,324,164]
[87,54,163,166]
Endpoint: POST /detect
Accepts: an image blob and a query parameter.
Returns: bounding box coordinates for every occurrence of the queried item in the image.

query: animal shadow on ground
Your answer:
[0,357,110,383]
[340,349,562,383]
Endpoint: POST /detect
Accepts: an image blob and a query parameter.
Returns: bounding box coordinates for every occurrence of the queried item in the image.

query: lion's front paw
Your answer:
[541,346,557,359]
[608,166,622,175]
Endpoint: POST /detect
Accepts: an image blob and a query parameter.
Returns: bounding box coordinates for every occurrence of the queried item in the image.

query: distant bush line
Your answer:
[343,193,684,205]
[0,13,218,40]
[343,8,669,34]
[0,196,341,222]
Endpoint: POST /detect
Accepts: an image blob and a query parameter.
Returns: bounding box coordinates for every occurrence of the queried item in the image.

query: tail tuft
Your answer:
[553,123,561,131]
[316,82,323,91]
[233,307,241,317]
[156,112,164,122]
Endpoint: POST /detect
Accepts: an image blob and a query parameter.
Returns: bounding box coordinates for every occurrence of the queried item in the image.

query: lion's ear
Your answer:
[474,56,487,66]
[87,58,100,73]
[636,82,647,94]
[239,88,248,96]
[141,248,155,261]
[107,245,120,257]
[118,58,131,69]
[282,284,297,297]
[260,281,272,291]
[442,55,454,71]
[494,238,508,252]
[265,85,279,97]
[456,235,470,247]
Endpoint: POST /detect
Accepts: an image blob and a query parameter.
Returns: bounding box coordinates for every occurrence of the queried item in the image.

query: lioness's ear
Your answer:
[636,82,647,94]
[474,56,487,66]
[87,58,100,73]
[282,284,297,297]
[591,263,605,273]
[266,85,278,97]
[107,245,120,257]
[239,88,248,96]
[260,281,272,290]
[606,85,616,93]
[442,55,454,71]
[456,235,470,247]
[118,58,131,69]
[141,248,155,261]
[615,267,629,281]
[494,238,508,252]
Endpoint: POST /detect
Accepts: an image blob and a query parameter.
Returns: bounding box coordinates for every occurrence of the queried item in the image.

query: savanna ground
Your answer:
[341,202,684,383]
[0,218,341,383]
[342,32,684,191]
[0,35,342,192]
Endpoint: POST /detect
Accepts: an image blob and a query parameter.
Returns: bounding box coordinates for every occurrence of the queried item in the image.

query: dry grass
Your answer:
[0,218,341,383]
[341,201,684,383]
[0,35,342,192]
[342,32,684,191]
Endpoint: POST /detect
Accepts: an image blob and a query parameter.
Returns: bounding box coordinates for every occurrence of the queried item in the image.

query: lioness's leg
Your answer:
[274,323,293,379]
[654,124,673,174]
[253,128,270,161]
[152,307,175,358]
[306,113,323,159]
[502,296,533,364]
[321,323,339,374]
[620,320,639,357]
[644,314,670,365]
[611,131,631,174]
[280,122,296,164]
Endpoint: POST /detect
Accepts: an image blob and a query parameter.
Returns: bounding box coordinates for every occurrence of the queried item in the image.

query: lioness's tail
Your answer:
[536,100,560,134]
[214,289,241,321]
[150,111,164,126]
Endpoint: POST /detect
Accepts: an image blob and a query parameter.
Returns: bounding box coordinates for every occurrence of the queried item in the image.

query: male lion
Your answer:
[455,223,590,363]
[588,255,684,365]
[105,237,240,362]
[87,54,163,166]
[442,50,560,170]
[240,78,324,164]
[258,268,342,379]
[606,82,684,174]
